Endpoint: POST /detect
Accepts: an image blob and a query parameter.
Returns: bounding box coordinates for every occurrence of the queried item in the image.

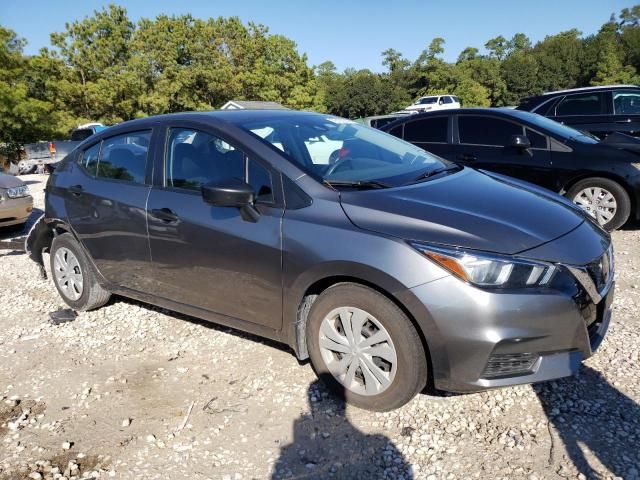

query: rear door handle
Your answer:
[68,184,84,196]
[616,118,632,123]
[456,154,477,162]
[150,208,179,223]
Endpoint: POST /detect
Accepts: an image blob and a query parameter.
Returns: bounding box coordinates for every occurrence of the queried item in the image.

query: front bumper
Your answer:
[400,273,614,393]
[0,195,33,227]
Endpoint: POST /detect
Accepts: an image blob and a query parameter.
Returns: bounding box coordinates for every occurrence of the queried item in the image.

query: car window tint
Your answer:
[443,96,453,104]
[555,92,607,116]
[97,131,151,183]
[248,159,274,203]
[404,117,448,143]
[458,116,523,146]
[70,129,94,141]
[613,91,640,114]
[525,128,547,149]
[166,128,244,191]
[373,117,398,129]
[78,142,101,176]
[388,124,403,138]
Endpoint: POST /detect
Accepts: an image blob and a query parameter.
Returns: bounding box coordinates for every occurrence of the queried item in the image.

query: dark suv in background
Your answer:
[382,108,640,230]
[517,84,640,139]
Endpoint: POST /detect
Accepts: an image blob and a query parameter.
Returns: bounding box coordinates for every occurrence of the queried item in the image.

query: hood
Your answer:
[339,168,584,255]
[0,173,25,189]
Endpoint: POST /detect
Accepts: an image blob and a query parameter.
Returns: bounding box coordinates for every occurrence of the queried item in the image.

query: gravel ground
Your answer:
[0,174,639,480]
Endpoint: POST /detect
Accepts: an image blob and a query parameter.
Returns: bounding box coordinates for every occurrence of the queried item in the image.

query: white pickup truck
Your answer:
[19,123,107,174]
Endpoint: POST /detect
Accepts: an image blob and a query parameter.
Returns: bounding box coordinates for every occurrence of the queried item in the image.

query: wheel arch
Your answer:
[26,216,79,278]
[286,265,437,388]
[561,172,636,218]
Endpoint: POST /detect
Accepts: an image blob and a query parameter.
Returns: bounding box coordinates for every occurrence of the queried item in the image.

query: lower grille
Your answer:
[482,353,539,379]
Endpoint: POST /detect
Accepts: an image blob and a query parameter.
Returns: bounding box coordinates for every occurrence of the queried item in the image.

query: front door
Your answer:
[454,114,555,191]
[146,125,284,329]
[63,130,155,292]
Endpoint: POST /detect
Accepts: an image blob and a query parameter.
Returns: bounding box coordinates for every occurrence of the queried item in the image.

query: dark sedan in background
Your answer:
[516,84,640,139]
[382,108,640,230]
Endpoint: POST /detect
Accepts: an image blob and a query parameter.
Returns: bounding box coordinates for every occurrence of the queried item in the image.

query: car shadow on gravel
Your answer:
[535,365,640,478]
[271,374,413,479]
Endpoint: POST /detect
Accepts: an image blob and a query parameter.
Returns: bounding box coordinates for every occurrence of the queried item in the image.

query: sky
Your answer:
[1,0,636,72]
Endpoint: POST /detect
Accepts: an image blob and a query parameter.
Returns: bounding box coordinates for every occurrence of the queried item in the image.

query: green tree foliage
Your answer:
[2,4,640,153]
[0,27,65,160]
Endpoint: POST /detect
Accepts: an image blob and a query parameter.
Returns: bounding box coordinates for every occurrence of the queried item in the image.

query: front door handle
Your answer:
[150,208,179,223]
[68,184,84,196]
[456,154,477,162]
[616,118,632,123]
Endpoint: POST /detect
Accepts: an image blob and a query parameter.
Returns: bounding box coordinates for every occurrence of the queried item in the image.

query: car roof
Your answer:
[379,108,541,131]
[541,84,638,96]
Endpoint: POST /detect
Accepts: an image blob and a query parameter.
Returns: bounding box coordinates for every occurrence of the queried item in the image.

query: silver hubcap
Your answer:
[53,247,84,301]
[319,307,397,396]
[573,187,617,226]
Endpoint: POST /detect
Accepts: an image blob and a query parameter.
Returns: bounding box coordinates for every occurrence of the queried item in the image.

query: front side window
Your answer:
[234,114,449,187]
[555,92,607,116]
[97,131,151,183]
[78,142,101,176]
[166,128,273,203]
[458,116,522,146]
[404,117,448,143]
[613,90,640,114]
[525,128,548,149]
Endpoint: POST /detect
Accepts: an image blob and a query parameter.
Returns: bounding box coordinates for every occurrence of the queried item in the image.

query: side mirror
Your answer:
[201,178,255,207]
[510,135,531,149]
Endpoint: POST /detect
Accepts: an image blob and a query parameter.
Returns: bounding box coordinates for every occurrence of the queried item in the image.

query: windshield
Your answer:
[514,111,599,144]
[418,97,438,105]
[235,114,449,186]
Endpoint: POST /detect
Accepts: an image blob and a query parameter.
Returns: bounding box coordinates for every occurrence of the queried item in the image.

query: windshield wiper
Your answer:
[323,179,391,189]
[411,165,462,182]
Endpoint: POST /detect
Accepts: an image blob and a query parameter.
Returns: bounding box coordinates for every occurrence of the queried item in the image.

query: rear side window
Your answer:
[613,91,640,114]
[97,131,151,184]
[404,117,448,143]
[555,92,607,116]
[78,143,101,176]
[458,116,523,146]
[70,129,94,141]
[443,96,453,104]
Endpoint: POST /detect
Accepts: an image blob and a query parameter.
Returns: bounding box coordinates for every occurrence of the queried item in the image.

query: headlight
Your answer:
[411,242,557,289]
[7,185,28,198]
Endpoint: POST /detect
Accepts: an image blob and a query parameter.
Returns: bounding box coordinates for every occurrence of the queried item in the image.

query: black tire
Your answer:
[50,233,111,311]
[306,283,428,411]
[566,177,631,231]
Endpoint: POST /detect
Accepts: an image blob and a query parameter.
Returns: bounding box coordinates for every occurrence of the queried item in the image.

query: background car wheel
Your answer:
[306,283,427,411]
[50,233,111,311]
[566,177,631,231]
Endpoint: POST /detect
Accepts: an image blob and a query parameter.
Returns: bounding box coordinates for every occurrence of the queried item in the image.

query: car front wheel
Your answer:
[306,283,428,411]
[50,233,111,311]
[567,177,631,231]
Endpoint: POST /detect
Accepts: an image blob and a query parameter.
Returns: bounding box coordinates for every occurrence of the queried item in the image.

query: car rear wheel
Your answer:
[306,283,427,411]
[567,177,631,231]
[50,233,111,311]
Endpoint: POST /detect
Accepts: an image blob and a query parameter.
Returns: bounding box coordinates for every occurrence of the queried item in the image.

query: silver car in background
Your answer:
[0,170,32,229]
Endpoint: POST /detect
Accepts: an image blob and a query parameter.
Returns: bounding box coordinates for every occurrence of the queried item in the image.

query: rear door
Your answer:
[611,88,640,137]
[550,91,612,138]
[454,114,555,190]
[146,122,284,329]
[64,129,156,291]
